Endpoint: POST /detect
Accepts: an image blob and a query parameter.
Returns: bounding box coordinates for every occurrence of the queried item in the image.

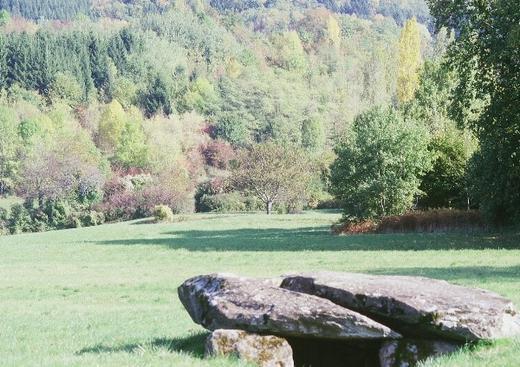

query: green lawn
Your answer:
[1,211,519,367]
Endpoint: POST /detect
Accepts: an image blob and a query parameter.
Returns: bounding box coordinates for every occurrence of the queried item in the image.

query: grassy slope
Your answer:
[0,211,519,367]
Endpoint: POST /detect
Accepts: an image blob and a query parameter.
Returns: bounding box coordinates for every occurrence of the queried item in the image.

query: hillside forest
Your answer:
[0,0,517,233]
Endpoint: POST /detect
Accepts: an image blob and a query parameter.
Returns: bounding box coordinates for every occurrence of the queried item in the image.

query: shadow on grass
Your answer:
[130,218,157,225]
[76,332,209,358]
[130,215,235,225]
[92,227,520,251]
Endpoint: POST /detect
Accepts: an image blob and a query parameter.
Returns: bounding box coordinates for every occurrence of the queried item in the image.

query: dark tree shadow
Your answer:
[91,227,520,251]
[130,215,236,225]
[76,332,209,358]
[130,218,157,225]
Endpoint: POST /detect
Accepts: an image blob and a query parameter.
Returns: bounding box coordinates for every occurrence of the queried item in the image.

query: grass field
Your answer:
[1,211,519,367]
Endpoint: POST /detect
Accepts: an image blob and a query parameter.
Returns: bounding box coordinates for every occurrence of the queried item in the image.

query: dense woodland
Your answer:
[0,0,516,234]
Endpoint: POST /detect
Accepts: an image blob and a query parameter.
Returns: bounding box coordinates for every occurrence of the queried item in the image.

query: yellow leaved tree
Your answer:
[397,18,422,104]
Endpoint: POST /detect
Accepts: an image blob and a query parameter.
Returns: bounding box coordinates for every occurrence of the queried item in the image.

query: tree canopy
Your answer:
[428,0,520,224]
[231,142,315,214]
[330,107,431,220]
[2,0,511,233]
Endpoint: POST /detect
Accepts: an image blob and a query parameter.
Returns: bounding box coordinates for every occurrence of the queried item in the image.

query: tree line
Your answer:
[0,0,91,20]
[0,0,517,234]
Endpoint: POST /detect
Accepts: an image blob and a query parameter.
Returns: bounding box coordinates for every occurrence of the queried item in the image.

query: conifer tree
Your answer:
[0,34,6,90]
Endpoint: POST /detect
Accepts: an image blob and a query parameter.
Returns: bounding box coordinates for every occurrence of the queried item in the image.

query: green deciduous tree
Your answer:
[428,0,520,224]
[301,115,325,152]
[50,72,83,105]
[231,142,315,214]
[405,60,454,134]
[270,31,307,71]
[114,108,149,169]
[330,107,431,220]
[418,130,470,209]
[97,100,126,154]
[183,77,220,116]
[0,106,21,195]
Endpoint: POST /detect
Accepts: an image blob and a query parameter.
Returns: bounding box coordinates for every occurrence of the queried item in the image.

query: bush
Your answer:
[153,205,174,222]
[7,203,32,234]
[316,199,344,209]
[2,199,107,235]
[331,220,377,235]
[195,178,229,212]
[80,210,106,227]
[98,189,139,221]
[197,192,263,213]
[100,174,195,222]
[0,208,8,235]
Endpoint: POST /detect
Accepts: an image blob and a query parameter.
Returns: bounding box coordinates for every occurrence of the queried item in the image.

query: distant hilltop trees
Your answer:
[0,0,91,20]
[0,0,429,25]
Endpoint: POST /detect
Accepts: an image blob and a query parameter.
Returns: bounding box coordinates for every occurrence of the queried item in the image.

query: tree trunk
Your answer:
[266,201,273,215]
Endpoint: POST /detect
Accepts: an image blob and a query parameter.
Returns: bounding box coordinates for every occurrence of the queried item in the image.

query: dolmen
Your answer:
[178,272,520,367]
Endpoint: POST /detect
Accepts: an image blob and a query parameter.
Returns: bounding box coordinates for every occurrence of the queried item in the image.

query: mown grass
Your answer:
[0,211,519,367]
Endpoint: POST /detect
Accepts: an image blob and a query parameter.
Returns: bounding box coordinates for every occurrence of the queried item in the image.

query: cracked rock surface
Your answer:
[178,272,520,366]
[281,272,520,341]
[178,273,401,340]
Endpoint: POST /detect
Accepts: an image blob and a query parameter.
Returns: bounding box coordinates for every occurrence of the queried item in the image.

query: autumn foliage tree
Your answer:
[397,18,422,104]
[231,142,315,214]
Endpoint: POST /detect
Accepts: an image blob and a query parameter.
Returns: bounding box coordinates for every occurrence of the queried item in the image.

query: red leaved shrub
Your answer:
[377,209,485,233]
[201,139,235,169]
[333,209,486,235]
[331,220,377,235]
[98,170,195,222]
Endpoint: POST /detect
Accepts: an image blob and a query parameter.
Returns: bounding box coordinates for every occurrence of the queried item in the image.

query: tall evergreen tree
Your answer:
[0,34,7,90]
[87,33,111,100]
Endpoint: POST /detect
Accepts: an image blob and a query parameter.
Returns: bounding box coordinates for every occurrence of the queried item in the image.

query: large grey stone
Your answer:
[205,329,294,367]
[281,272,520,341]
[178,274,401,340]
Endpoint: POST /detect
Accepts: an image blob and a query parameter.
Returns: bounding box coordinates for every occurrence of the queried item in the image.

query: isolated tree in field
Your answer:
[397,18,422,104]
[330,107,431,220]
[231,142,314,214]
